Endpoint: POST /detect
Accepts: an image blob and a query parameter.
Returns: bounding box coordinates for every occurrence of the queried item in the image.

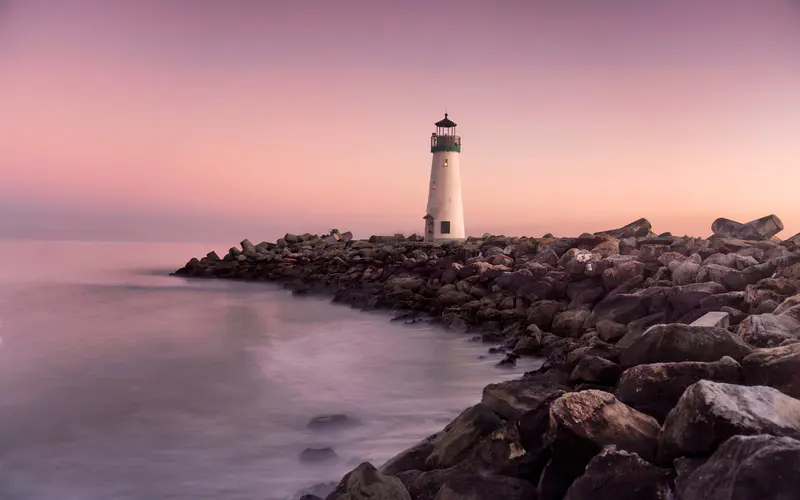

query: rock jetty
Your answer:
[173,216,800,500]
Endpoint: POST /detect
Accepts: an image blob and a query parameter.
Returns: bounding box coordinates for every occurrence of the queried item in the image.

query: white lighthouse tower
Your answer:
[424,113,466,242]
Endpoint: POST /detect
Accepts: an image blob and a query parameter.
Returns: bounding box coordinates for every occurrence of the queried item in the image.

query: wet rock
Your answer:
[326,462,411,500]
[679,435,800,500]
[543,390,661,494]
[658,380,800,462]
[424,403,504,469]
[454,420,547,480]
[481,370,570,420]
[380,431,440,476]
[619,323,753,368]
[300,447,339,463]
[569,355,621,386]
[563,446,674,500]
[741,342,800,398]
[737,313,800,348]
[615,357,742,422]
[308,414,362,430]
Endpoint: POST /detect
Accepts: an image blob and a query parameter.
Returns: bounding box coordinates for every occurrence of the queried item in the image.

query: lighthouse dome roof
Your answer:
[435,113,457,128]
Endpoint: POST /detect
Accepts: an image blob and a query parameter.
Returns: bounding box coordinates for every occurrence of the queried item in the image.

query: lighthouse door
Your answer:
[425,217,435,242]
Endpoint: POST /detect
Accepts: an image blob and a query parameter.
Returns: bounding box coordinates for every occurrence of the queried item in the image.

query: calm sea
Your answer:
[0,240,539,500]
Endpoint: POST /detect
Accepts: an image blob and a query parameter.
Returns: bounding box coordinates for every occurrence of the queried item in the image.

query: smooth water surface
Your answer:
[0,240,539,500]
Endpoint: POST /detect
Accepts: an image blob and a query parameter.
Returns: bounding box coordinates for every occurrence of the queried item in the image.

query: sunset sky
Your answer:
[1,0,798,242]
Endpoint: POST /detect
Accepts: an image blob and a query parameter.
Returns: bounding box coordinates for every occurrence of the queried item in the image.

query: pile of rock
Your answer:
[173,215,800,499]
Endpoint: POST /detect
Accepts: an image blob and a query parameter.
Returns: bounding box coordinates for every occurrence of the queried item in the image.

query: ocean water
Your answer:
[0,240,539,500]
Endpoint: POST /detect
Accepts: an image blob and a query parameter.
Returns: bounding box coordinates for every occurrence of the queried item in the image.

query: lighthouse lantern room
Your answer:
[424,113,466,242]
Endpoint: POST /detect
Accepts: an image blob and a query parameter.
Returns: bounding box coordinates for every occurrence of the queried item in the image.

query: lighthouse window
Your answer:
[441,221,451,234]
[443,159,448,167]
[431,181,436,189]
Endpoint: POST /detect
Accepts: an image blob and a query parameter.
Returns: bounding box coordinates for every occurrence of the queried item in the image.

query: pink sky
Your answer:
[1,0,799,241]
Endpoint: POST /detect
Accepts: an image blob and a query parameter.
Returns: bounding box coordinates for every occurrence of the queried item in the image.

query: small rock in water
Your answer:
[299,447,339,463]
[496,353,519,368]
[307,414,362,430]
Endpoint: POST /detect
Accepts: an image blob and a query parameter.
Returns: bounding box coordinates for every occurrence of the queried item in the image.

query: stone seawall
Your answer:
[174,216,800,500]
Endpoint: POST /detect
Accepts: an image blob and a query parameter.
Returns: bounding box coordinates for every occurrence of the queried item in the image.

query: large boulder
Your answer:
[586,294,650,328]
[741,342,800,398]
[432,475,537,500]
[424,403,504,469]
[615,356,742,422]
[380,431,440,476]
[736,214,784,240]
[775,294,800,322]
[657,380,800,462]
[481,370,570,420]
[543,390,661,492]
[596,218,652,239]
[552,309,591,338]
[737,313,800,348]
[526,300,565,331]
[563,446,674,500]
[326,462,411,500]
[669,282,726,318]
[679,435,800,500]
[619,323,753,368]
[711,218,743,238]
[569,356,621,386]
[596,319,628,343]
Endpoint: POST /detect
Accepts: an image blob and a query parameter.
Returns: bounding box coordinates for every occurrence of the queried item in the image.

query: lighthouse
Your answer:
[424,113,466,242]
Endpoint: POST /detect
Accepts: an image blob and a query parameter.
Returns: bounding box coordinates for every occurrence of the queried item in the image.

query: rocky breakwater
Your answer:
[174,215,800,499]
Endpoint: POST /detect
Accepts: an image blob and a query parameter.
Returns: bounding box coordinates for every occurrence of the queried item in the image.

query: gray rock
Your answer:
[679,435,800,500]
[620,323,753,368]
[300,447,339,463]
[736,214,784,240]
[596,218,653,239]
[563,446,674,500]
[432,475,536,500]
[657,380,800,462]
[596,319,628,343]
[741,342,800,398]
[711,218,743,238]
[380,431,440,476]
[552,309,591,338]
[527,300,565,331]
[481,370,569,420]
[326,462,411,500]
[424,404,503,469]
[615,357,742,422]
[569,356,621,385]
[308,414,362,430]
[737,313,800,348]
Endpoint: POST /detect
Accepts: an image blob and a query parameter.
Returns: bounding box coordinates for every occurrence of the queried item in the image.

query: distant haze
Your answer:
[1,0,799,242]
